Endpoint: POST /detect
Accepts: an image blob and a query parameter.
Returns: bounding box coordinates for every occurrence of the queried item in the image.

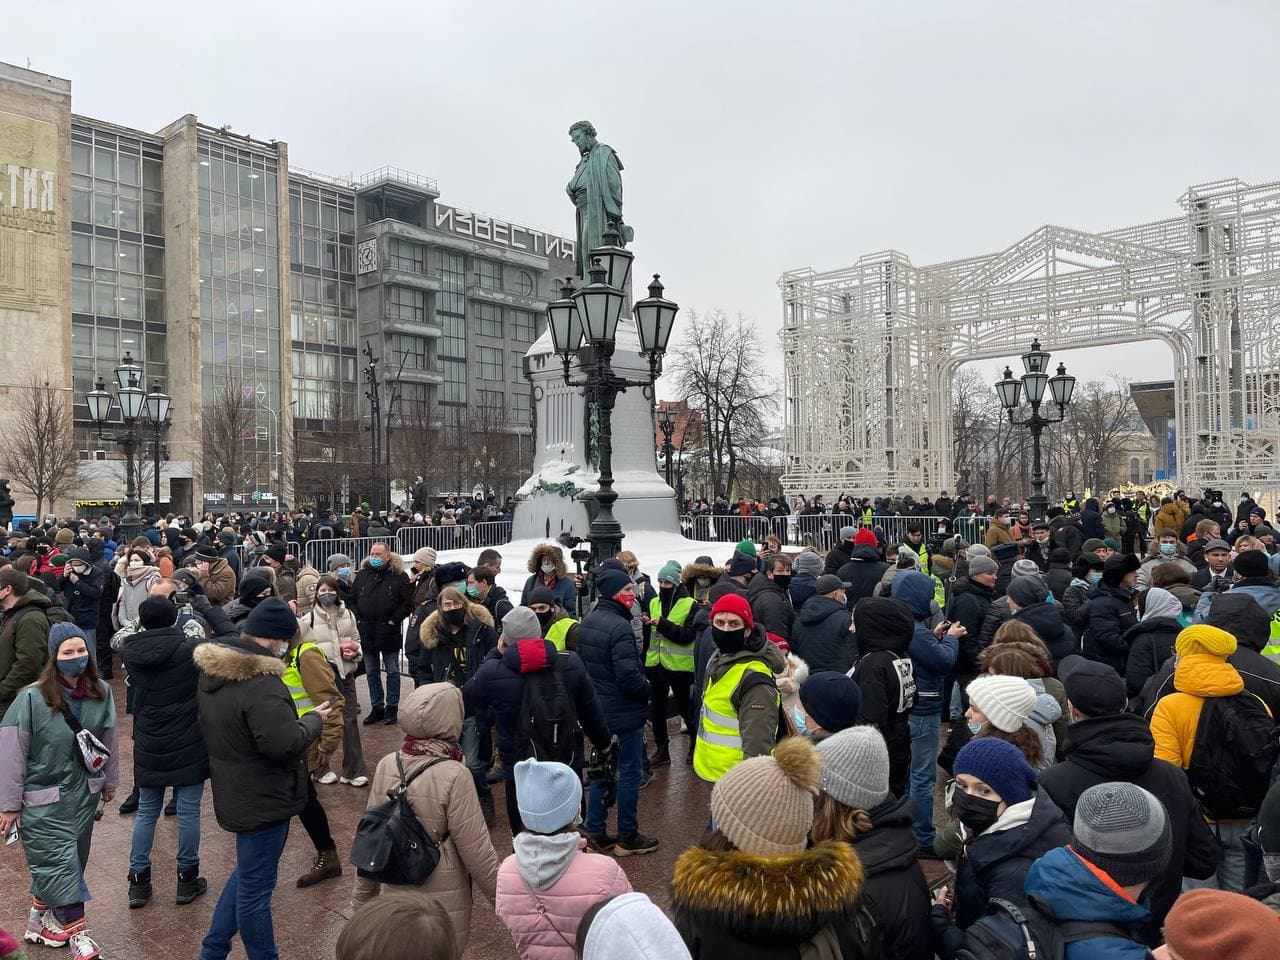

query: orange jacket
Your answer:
[1150,653,1244,769]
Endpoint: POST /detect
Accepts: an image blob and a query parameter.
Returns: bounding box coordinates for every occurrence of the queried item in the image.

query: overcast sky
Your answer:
[12,0,1280,402]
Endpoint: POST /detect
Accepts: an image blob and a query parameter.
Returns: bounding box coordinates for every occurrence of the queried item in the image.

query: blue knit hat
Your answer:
[48,621,87,657]
[798,672,862,734]
[953,737,1037,806]
[513,758,582,833]
[595,567,631,599]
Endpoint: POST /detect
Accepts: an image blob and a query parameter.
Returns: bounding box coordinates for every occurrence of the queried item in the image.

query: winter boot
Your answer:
[478,792,496,827]
[118,786,139,815]
[297,847,342,888]
[648,744,671,767]
[69,931,102,960]
[176,865,208,905]
[127,868,152,908]
[383,706,398,725]
[362,706,385,726]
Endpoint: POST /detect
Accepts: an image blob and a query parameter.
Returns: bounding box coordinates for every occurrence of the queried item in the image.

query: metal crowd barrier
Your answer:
[677,514,993,550]
[678,514,772,544]
[301,535,398,571]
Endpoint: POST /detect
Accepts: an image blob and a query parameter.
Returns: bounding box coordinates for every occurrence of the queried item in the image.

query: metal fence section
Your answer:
[300,535,398,571]
[678,514,772,544]
[768,515,992,549]
[394,521,512,556]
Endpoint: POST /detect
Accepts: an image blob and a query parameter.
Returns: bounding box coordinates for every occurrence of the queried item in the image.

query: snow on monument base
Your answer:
[512,461,679,543]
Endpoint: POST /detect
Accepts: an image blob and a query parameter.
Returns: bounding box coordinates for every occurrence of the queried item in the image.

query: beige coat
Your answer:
[298,602,361,678]
[199,557,236,606]
[351,683,498,958]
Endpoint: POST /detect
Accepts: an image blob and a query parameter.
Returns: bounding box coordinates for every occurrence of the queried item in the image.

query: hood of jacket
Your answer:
[1166,582,1201,611]
[853,794,919,876]
[513,831,582,891]
[681,561,723,584]
[746,572,786,602]
[419,601,493,649]
[797,593,847,626]
[123,624,193,670]
[672,840,865,946]
[1173,652,1245,698]
[1024,845,1150,927]
[193,636,285,693]
[890,570,935,619]
[1124,616,1181,645]
[712,624,788,675]
[501,637,557,675]
[969,788,1070,870]
[8,588,51,617]
[1059,713,1156,780]
[1203,591,1273,652]
[397,681,464,741]
[359,551,404,575]
[847,545,883,564]
[1142,588,1184,621]
[853,597,914,655]
[1226,580,1280,617]
[526,543,567,577]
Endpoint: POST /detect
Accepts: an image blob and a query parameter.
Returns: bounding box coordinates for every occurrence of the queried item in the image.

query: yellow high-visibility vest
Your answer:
[694,659,776,783]
[283,640,322,717]
[546,616,577,652]
[644,596,695,672]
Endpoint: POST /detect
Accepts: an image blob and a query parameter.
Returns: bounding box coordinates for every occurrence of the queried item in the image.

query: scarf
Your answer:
[59,674,89,700]
[125,565,156,585]
[401,736,463,762]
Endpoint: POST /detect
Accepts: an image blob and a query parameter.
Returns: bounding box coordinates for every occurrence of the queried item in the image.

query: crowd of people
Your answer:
[0,486,1279,958]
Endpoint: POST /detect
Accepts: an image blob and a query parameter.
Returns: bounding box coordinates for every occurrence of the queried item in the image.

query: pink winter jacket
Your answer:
[495,834,632,960]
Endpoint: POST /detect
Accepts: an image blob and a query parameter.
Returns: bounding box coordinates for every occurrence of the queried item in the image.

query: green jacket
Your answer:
[0,681,119,907]
[0,590,53,716]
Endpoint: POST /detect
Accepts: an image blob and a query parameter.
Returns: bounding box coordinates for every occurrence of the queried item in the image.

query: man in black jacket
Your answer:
[822,526,859,575]
[746,553,794,640]
[350,542,411,725]
[852,596,916,797]
[947,556,996,712]
[790,574,856,673]
[837,529,888,608]
[1040,655,1217,945]
[193,598,329,960]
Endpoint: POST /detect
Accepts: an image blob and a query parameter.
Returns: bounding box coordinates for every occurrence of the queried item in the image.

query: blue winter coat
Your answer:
[520,572,578,614]
[891,572,957,717]
[1023,846,1152,959]
[576,597,651,733]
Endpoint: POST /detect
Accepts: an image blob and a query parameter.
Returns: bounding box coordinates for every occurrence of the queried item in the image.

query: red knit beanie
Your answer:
[1162,889,1280,960]
[854,529,878,547]
[710,593,754,629]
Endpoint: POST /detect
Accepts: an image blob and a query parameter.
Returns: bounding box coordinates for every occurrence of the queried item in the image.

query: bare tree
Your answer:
[201,378,256,506]
[295,392,369,512]
[389,408,447,501]
[465,399,523,499]
[1061,376,1138,493]
[0,376,77,517]
[669,308,778,499]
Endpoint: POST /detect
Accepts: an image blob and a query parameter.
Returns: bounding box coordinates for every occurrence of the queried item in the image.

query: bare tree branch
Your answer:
[201,378,256,506]
[0,376,77,517]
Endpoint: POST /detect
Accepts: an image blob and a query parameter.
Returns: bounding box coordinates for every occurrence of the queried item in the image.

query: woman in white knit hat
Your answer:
[964,674,1050,768]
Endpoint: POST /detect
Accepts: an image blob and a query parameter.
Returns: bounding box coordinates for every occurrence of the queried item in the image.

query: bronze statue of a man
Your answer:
[566,121,633,281]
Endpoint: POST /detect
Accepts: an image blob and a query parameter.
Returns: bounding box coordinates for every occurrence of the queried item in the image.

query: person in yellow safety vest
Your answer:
[642,561,698,767]
[693,593,784,783]
[282,611,346,889]
[528,585,579,651]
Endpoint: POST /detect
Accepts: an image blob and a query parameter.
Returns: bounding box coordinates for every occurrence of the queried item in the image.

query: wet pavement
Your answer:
[0,676,948,959]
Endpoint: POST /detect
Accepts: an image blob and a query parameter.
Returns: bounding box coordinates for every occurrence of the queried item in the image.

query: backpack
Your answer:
[517,653,580,766]
[955,897,1136,960]
[349,754,449,885]
[1185,691,1280,820]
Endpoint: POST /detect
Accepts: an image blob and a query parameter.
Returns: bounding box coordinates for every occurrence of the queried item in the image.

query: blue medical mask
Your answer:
[368,556,385,569]
[1089,572,1103,584]
[791,705,811,738]
[464,583,480,599]
[337,566,351,579]
[57,656,89,678]
[966,720,985,735]
[1159,543,1176,556]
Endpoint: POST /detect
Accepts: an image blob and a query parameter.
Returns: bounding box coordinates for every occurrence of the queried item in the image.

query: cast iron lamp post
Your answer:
[143,378,172,512]
[546,229,679,564]
[84,352,147,540]
[994,339,1077,523]
[658,405,676,488]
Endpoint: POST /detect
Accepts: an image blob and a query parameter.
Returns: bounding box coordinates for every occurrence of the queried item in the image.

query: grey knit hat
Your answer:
[502,606,542,643]
[967,555,998,577]
[1011,559,1042,579]
[793,552,823,577]
[966,544,992,560]
[817,726,891,811]
[326,553,353,572]
[1072,782,1171,886]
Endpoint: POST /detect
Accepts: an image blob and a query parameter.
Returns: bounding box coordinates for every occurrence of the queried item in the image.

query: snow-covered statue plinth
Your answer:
[514,318,679,542]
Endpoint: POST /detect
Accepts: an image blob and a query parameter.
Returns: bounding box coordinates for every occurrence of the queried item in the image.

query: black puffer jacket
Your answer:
[1122,616,1181,696]
[747,572,794,640]
[790,594,855,674]
[1038,713,1218,942]
[1083,582,1137,673]
[948,580,993,678]
[351,553,412,653]
[417,602,497,696]
[577,597,650,734]
[193,637,322,833]
[1044,560,1073,601]
[852,597,915,796]
[851,795,932,960]
[838,548,888,607]
[823,540,855,576]
[1011,600,1075,667]
[122,624,209,787]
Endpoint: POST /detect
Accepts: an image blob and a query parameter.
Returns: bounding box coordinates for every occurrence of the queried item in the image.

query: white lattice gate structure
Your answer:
[780,178,1280,498]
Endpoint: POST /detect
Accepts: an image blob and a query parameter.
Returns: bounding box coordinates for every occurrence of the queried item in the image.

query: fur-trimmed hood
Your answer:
[419,601,494,649]
[671,840,866,947]
[526,543,567,577]
[359,551,404,575]
[681,561,724,584]
[193,639,285,686]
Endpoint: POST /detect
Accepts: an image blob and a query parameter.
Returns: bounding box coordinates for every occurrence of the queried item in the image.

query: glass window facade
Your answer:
[475,258,501,290]
[71,121,165,432]
[389,238,425,274]
[477,346,503,381]
[475,301,503,338]
[436,249,467,411]
[511,309,537,341]
[389,333,428,371]
[388,285,426,322]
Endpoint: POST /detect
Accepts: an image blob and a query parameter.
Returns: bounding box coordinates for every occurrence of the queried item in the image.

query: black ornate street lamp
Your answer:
[994,339,1077,522]
[546,246,679,564]
[84,352,147,540]
[143,379,172,512]
[657,405,676,488]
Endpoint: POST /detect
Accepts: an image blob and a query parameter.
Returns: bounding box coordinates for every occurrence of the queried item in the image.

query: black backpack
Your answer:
[517,653,580,766]
[1185,691,1280,820]
[349,754,449,886]
[955,897,1137,960]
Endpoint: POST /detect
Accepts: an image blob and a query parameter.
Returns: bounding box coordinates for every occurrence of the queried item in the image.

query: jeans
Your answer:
[460,716,491,800]
[129,782,204,873]
[586,727,643,839]
[1183,821,1249,892]
[363,649,400,711]
[908,712,942,848]
[199,820,289,960]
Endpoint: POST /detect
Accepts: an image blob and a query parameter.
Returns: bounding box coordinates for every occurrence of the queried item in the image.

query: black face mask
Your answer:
[442,607,466,627]
[953,788,1002,835]
[773,575,792,591]
[535,609,554,630]
[711,625,749,654]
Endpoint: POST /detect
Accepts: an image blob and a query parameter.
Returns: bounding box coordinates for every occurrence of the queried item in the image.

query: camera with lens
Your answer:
[583,742,617,809]
[172,587,195,614]
[557,532,593,565]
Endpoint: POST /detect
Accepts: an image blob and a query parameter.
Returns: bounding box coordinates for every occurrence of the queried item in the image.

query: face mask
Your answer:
[541,561,556,575]
[273,640,289,659]
[953,787,1002,835]
[791,705,810,737]
[338,566,351,579]
[535,609,553,630]
[57,656,89,678]
[1089,572,1103,584]
[129,557,143,569]
[711,625,749,654]
[443,607,466,626]
[966,720,985,735]
[368,557,384,569]
[659,585,674,596]
[1107,507,1116,514]
[317,593,338,607]
[697,577,711,587]
[773,575,792,590]
[464,583,480,598]
[1160,543,1176,556]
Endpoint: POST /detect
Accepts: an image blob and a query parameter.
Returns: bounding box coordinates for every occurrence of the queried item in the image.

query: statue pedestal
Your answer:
[514,319,679,543]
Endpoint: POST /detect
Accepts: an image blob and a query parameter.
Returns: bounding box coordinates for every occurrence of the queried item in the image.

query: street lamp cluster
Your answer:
[84,351,171,541]
[994,339,1077,522]
[545,223,680,563]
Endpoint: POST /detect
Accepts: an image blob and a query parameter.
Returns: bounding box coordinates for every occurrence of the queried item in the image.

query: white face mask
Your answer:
[541,562,556,575]
[128,557,143,569]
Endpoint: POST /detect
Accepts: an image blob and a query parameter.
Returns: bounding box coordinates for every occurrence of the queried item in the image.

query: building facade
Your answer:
[0,61,573,517]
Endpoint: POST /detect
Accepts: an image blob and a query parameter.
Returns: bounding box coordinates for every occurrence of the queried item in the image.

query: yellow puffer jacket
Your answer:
[1150,653,1244,769]
[1153,503,1184,539]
